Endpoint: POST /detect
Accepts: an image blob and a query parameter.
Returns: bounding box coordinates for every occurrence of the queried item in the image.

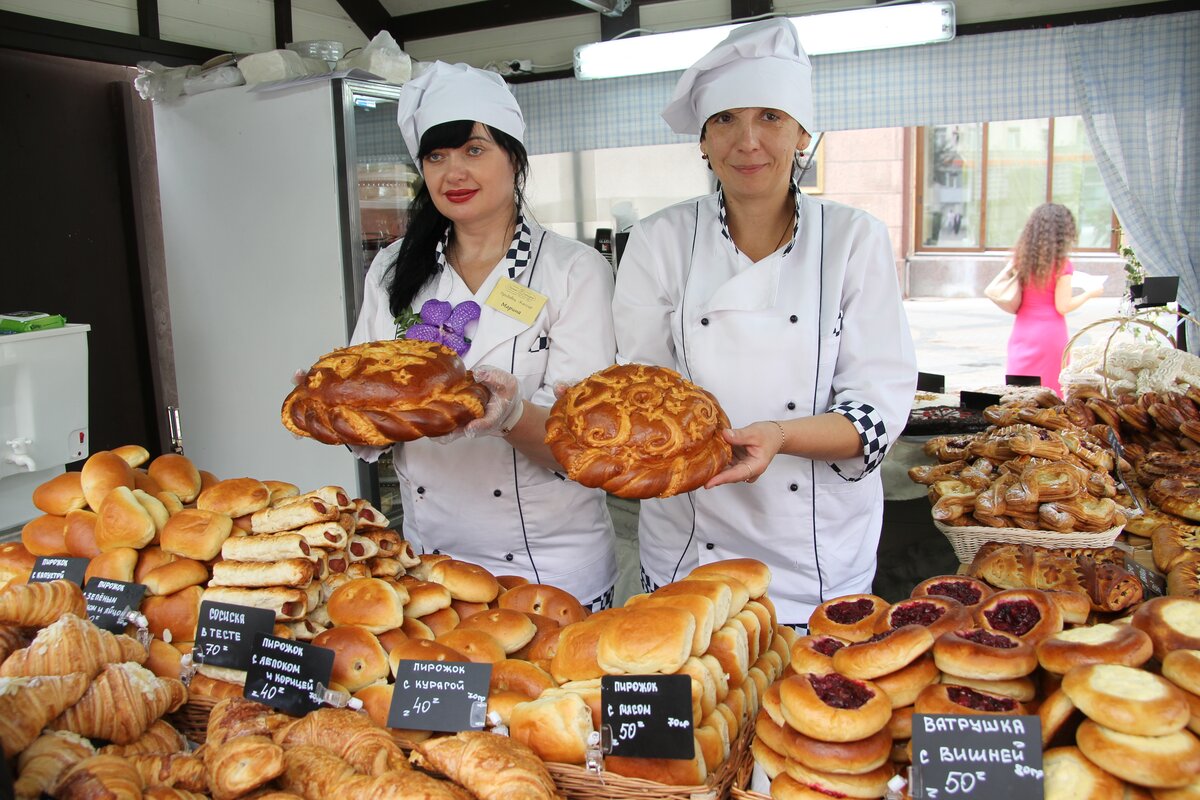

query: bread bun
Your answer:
[0,542,36,587]
[456,608,537,654]
[387,639,468,677]
[33,471,87,516]
[831,625,935,680]
[84,547,138,584]
[1044,589,1092,625]
[1164,650,1200,696]
[436,628,506,664]
[199,586,308,621]
[605,747,708,786]
[935,673,1036,702]
[80,451,135,510]
[262,480,300,504]
[545,363,732,499]
[400,616,435,641]
[427,559,499,603]
[498,583,588,627]
[109,444,149,468]
[147,454,202,503]
[1132,596,1200,660]
[134,546,176,583]
[689,558,772,599]
[93,486,156,552]
[189,672,246,700]
[876,596,971,640]
[751,736,788,780]
[782,758,895,798]
[160,509,233,561]
[490,658,555,701]
[415,606,458,638]
[1036,623,1154,675]
[873,653,941,708]
[550,609,626,684]
[352,682,395,729]
[311,625,388,692]
[21,514,68,556]
[196,478,271,518]
[142,585,202,643]
[808,594,889,643]
[886,705,914,740]
[779,672,892,742]
[400,578,453,618]
[1076,719,1200,789]
[974,588,1064,645]
[790,635,849,675]
[327,578,406,634]
[513,612,565,662]
[64,509,101,558]
[142,558,209,596]
[911,574,993,609]
[934,628,1037,680]
[755,708,891,775]
[594,605,694,675]
[132,469,162,495]
[1042,745,1125,800]
[651,579,736,628]
[707,619,751,687]
[509,691,594,765]
[1062,663,1189,736]
[1038,687,1081,747]
[914,683,1027,716]
[145,637,183,679]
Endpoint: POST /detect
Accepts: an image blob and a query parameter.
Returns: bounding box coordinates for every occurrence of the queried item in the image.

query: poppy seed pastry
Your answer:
[282,339,489,446]
[545,363,732,499]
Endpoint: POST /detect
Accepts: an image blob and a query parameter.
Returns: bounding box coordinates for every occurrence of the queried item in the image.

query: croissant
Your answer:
[52,754,144,800]
[142,788,209,800]
[0,672,89,758]
[1007,427,1070,460]
[282,339,489,446]
[129,753,207,793]
[15,730,95,799]
[99,719,187,758]
[206,697,292,748]
[332,771,475,800]
[50,662,187,744]
[278,745,358,800]
[0,622,28,664]
[1,613,147,678]
[1016,406,1078,432]
[203,734,286,800]
[0,578,86,627]
[273,708,407,776]
[967,543,1142,611]
[410,730,562,800]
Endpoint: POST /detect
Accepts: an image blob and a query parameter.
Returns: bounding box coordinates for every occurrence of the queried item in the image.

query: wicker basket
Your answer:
[167,694,219,744]
[547,715,754,800]
[729,789,769,800]
[934,520,1125,565]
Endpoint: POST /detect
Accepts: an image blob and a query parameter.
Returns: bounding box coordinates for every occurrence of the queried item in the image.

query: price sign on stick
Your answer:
[244,632,335,716]
[28,556,88,585]
[193,601,275,670]
[911,714,1043,799]
[601,674,694,759]
[389,659,492,732]
[83,578,147,632]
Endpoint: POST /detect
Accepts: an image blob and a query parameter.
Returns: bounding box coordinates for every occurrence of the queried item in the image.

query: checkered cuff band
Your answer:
[829,401,889,481]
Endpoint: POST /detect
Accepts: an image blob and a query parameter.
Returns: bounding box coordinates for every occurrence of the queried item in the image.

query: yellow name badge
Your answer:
[485,277,548,325]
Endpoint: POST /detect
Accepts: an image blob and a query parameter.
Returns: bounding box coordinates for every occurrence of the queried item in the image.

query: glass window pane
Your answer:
[921,124,983,247]
[1052,116,1113,248]
[984,118,1049,248]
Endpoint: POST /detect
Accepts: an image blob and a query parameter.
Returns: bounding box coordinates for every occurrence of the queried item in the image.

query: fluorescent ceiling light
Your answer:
[574,1,955,80]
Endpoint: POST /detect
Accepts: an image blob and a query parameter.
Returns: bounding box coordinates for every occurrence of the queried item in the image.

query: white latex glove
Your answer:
[292,368,307,387]
[465,365,524,438]
[429,427,468,445]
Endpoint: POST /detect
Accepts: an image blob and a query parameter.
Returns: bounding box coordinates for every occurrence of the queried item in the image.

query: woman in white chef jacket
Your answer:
[612,20,917,627]
[351,62,619,609]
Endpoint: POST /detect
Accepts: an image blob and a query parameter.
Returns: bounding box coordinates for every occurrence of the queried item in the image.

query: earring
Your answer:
[701,154,709,160]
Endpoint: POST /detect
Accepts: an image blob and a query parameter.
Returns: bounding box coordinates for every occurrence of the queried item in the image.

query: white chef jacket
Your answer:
[352,218,619,604]
[613,190,917,625]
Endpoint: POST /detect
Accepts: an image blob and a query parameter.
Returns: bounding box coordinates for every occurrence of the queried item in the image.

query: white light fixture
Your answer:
[570,0,631,17]
[574,1,956,80]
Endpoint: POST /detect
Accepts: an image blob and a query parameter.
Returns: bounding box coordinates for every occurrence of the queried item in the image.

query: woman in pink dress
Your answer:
[1006,203,1103,394]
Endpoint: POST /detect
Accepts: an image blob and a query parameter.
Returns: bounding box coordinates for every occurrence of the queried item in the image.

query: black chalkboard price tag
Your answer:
[28,556,88,585]
[1123,552,1166,598]
[83,577,147,632]
[917,372,947,393]
[1005,374,1042,386]
[244,632,335,716]
[960,391,1003,411]
[0,748,12,800]
[601,674,694,760]
[911,714,1043,799]
[193,601,275,671]
[389,659,492,732]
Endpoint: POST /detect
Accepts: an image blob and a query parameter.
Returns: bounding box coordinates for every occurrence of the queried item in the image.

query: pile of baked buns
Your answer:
[751,575,1200,798]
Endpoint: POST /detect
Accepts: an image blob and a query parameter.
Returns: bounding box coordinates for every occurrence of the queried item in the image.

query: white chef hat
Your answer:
[661,18,813,136]
[396,61,525,166]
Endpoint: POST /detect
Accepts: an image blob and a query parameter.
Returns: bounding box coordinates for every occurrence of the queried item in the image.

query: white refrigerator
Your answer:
[154,78,415,511]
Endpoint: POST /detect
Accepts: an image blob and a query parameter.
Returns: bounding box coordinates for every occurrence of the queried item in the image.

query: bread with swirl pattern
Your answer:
[967,543,1142,612]
[545,363,732,499]
[282,339,489,446]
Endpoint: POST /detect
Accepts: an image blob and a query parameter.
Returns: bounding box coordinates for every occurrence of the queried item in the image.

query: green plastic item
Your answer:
[0,311,68,333]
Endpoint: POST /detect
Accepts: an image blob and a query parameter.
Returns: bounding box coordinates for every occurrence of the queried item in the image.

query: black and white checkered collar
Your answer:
[717,182,800,259]
[435,215,533,279]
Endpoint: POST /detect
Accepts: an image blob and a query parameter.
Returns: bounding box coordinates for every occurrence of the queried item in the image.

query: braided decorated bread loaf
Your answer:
[545,364,732,499]
[282,339,489,446]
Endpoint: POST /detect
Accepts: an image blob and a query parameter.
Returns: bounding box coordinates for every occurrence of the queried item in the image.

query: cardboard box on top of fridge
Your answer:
[238,50,314,86]
[336,31,412,85]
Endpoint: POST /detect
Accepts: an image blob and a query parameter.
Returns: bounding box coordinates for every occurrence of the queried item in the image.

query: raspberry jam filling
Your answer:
[927,581,983,606]
[826,598,876,624]
[960,629,1017,649]
[812,637,845,657]
[890,601,946,628]
[948,686,1016,712]
[810,673,873,709]
[983,600,1040,636]
[861,629,896,645]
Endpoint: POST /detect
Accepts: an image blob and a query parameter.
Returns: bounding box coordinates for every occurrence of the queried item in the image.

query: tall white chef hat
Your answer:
[396,61,525,167]
[661,18,813,136]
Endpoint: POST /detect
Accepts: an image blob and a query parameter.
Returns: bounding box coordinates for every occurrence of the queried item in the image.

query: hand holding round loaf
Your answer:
[282,339,489,446]
[544,363,732,499]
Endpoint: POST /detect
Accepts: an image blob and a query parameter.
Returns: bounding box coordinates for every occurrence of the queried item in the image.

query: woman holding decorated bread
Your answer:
[612,20,917,628]
[350,62,618,609]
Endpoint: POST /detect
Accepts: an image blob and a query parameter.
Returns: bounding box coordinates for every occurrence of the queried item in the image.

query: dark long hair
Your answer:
[1013,203,1077,290]
[386,120,530,318]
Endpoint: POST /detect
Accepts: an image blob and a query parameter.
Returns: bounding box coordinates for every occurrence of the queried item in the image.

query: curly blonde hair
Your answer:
[1013,203,1077,289]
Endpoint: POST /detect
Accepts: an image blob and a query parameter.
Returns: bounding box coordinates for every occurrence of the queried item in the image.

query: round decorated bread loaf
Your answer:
[282,339,489,446]
[544,363,732,499]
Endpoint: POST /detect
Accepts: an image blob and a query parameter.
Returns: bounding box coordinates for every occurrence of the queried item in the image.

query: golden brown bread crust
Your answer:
[544,363,732,499]
[282,339,488,446]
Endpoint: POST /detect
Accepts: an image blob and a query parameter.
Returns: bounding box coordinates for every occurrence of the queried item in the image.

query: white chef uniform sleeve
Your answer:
[529,243,617,409]
[826,216,917,481]
[346,243,397,463]
[612,220,678,368]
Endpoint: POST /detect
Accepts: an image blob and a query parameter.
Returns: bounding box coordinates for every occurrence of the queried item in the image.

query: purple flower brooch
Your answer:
[403,299,481,356]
